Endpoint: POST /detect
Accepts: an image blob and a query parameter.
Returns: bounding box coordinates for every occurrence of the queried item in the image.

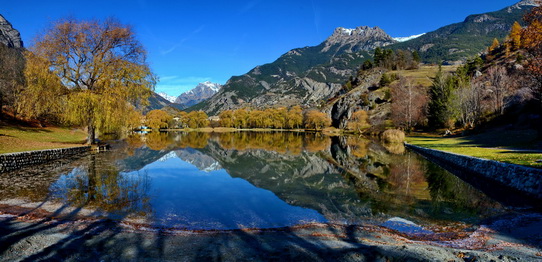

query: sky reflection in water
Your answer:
[16,132,509,230]
[138,155,326,229]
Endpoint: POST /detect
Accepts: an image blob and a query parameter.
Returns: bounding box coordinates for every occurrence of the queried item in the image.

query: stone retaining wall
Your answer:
[0,146,90,173]
[406,144,542,199]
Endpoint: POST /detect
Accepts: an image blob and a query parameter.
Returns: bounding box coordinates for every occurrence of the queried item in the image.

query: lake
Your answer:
[0,132,518,231]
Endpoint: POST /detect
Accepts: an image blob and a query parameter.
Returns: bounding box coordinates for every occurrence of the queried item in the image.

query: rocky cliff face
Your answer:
[323,26,395,53]
[193,26,395,115]
[0,14,23,48]
[175,81,221,108]
[324,69,386,128]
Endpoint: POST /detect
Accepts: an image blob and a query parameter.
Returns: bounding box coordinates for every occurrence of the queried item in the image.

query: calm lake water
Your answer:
[0,132,515,230]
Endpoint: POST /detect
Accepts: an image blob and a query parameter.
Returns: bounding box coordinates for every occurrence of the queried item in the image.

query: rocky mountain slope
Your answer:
[190,26,396,115]
[174,81,221,108]
[0,14,23,49]
[191,1,534,116]
[323,68,386,129]
[145,92,183,112]
[391,0,539,64]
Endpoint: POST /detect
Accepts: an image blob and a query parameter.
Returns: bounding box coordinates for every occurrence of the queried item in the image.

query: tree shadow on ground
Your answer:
[0,199,430,262]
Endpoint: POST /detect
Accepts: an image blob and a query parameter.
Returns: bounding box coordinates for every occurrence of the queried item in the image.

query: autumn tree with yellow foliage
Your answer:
[347,110,370,133]
[508,21,522,51]
[521,0,542,104]
[145,109,172,129]
[304,110,331,130]
[185,111,209,128]
[488,38,500,53]
[287,106,303,129]
[18,17,155,144]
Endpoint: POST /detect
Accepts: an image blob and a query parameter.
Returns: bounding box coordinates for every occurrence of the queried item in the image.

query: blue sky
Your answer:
[2,0,519,97]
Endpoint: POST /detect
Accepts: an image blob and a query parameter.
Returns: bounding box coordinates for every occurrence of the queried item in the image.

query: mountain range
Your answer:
[190,26,396,115]
[1,0,537,117]
[173,81,221,107]
[188,0,536,115]
[151,81,222,111]
[390,0,539,64]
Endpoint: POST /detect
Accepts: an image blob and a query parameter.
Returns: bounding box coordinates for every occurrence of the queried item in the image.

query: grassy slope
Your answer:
[389,65,458,87]
[407,129,542,168]
[0,126,87,154]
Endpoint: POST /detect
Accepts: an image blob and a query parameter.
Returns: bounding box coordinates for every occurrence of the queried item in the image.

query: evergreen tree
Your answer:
[373,47,383,66]
[412,51,421,64]
[361,60,374,70]
[427,67,455,129]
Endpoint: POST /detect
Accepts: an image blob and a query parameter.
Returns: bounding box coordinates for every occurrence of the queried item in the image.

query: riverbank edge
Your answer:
[0,146,91,173]
[405,143,542,199]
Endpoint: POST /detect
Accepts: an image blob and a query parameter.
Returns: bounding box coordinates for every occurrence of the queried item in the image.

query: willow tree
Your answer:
[19,17,155,144]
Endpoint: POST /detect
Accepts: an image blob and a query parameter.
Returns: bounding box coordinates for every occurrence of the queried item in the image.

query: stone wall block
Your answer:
[0,146,91,173]
[406,143,542,199]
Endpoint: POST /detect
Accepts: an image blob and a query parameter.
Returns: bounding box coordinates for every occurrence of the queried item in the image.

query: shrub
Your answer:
[382,129,405,144]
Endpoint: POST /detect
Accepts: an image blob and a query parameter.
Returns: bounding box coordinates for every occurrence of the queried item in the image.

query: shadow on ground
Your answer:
[0,204,426,261]
[2,202,542,261]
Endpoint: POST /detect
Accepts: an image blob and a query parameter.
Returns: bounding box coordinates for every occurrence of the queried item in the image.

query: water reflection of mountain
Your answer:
[189,134,503,225]
[117,146,171,172]
[0,131,510,229]
[174,148,222,172]
[199,140,370,223]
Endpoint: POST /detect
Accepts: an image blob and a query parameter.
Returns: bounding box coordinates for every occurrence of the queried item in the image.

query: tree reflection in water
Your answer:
[50,154,152,218]
[0,131,507,228]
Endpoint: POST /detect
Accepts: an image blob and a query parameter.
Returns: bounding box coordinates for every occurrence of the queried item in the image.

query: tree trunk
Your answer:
[87,120,96,145]
[87,154,97,202]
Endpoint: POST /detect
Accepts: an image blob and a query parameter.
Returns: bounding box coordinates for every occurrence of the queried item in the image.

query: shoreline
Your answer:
[406,143,542,200]
[1,202,541,261]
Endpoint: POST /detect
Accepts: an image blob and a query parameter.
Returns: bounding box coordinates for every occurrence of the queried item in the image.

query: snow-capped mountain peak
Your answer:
[339,28,355,35]
[174,81,222,107]
[157,92,178,103]
[393,33,425,43]
[198,81,221,92]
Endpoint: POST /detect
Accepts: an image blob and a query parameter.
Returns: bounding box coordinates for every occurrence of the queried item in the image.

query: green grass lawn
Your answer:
[407,129,542,168]
[0,126,87,154]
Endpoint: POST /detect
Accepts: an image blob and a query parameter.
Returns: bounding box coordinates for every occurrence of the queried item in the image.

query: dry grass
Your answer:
[382,129,405,143]
[0,126,86,154]
[390,65,458,87]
